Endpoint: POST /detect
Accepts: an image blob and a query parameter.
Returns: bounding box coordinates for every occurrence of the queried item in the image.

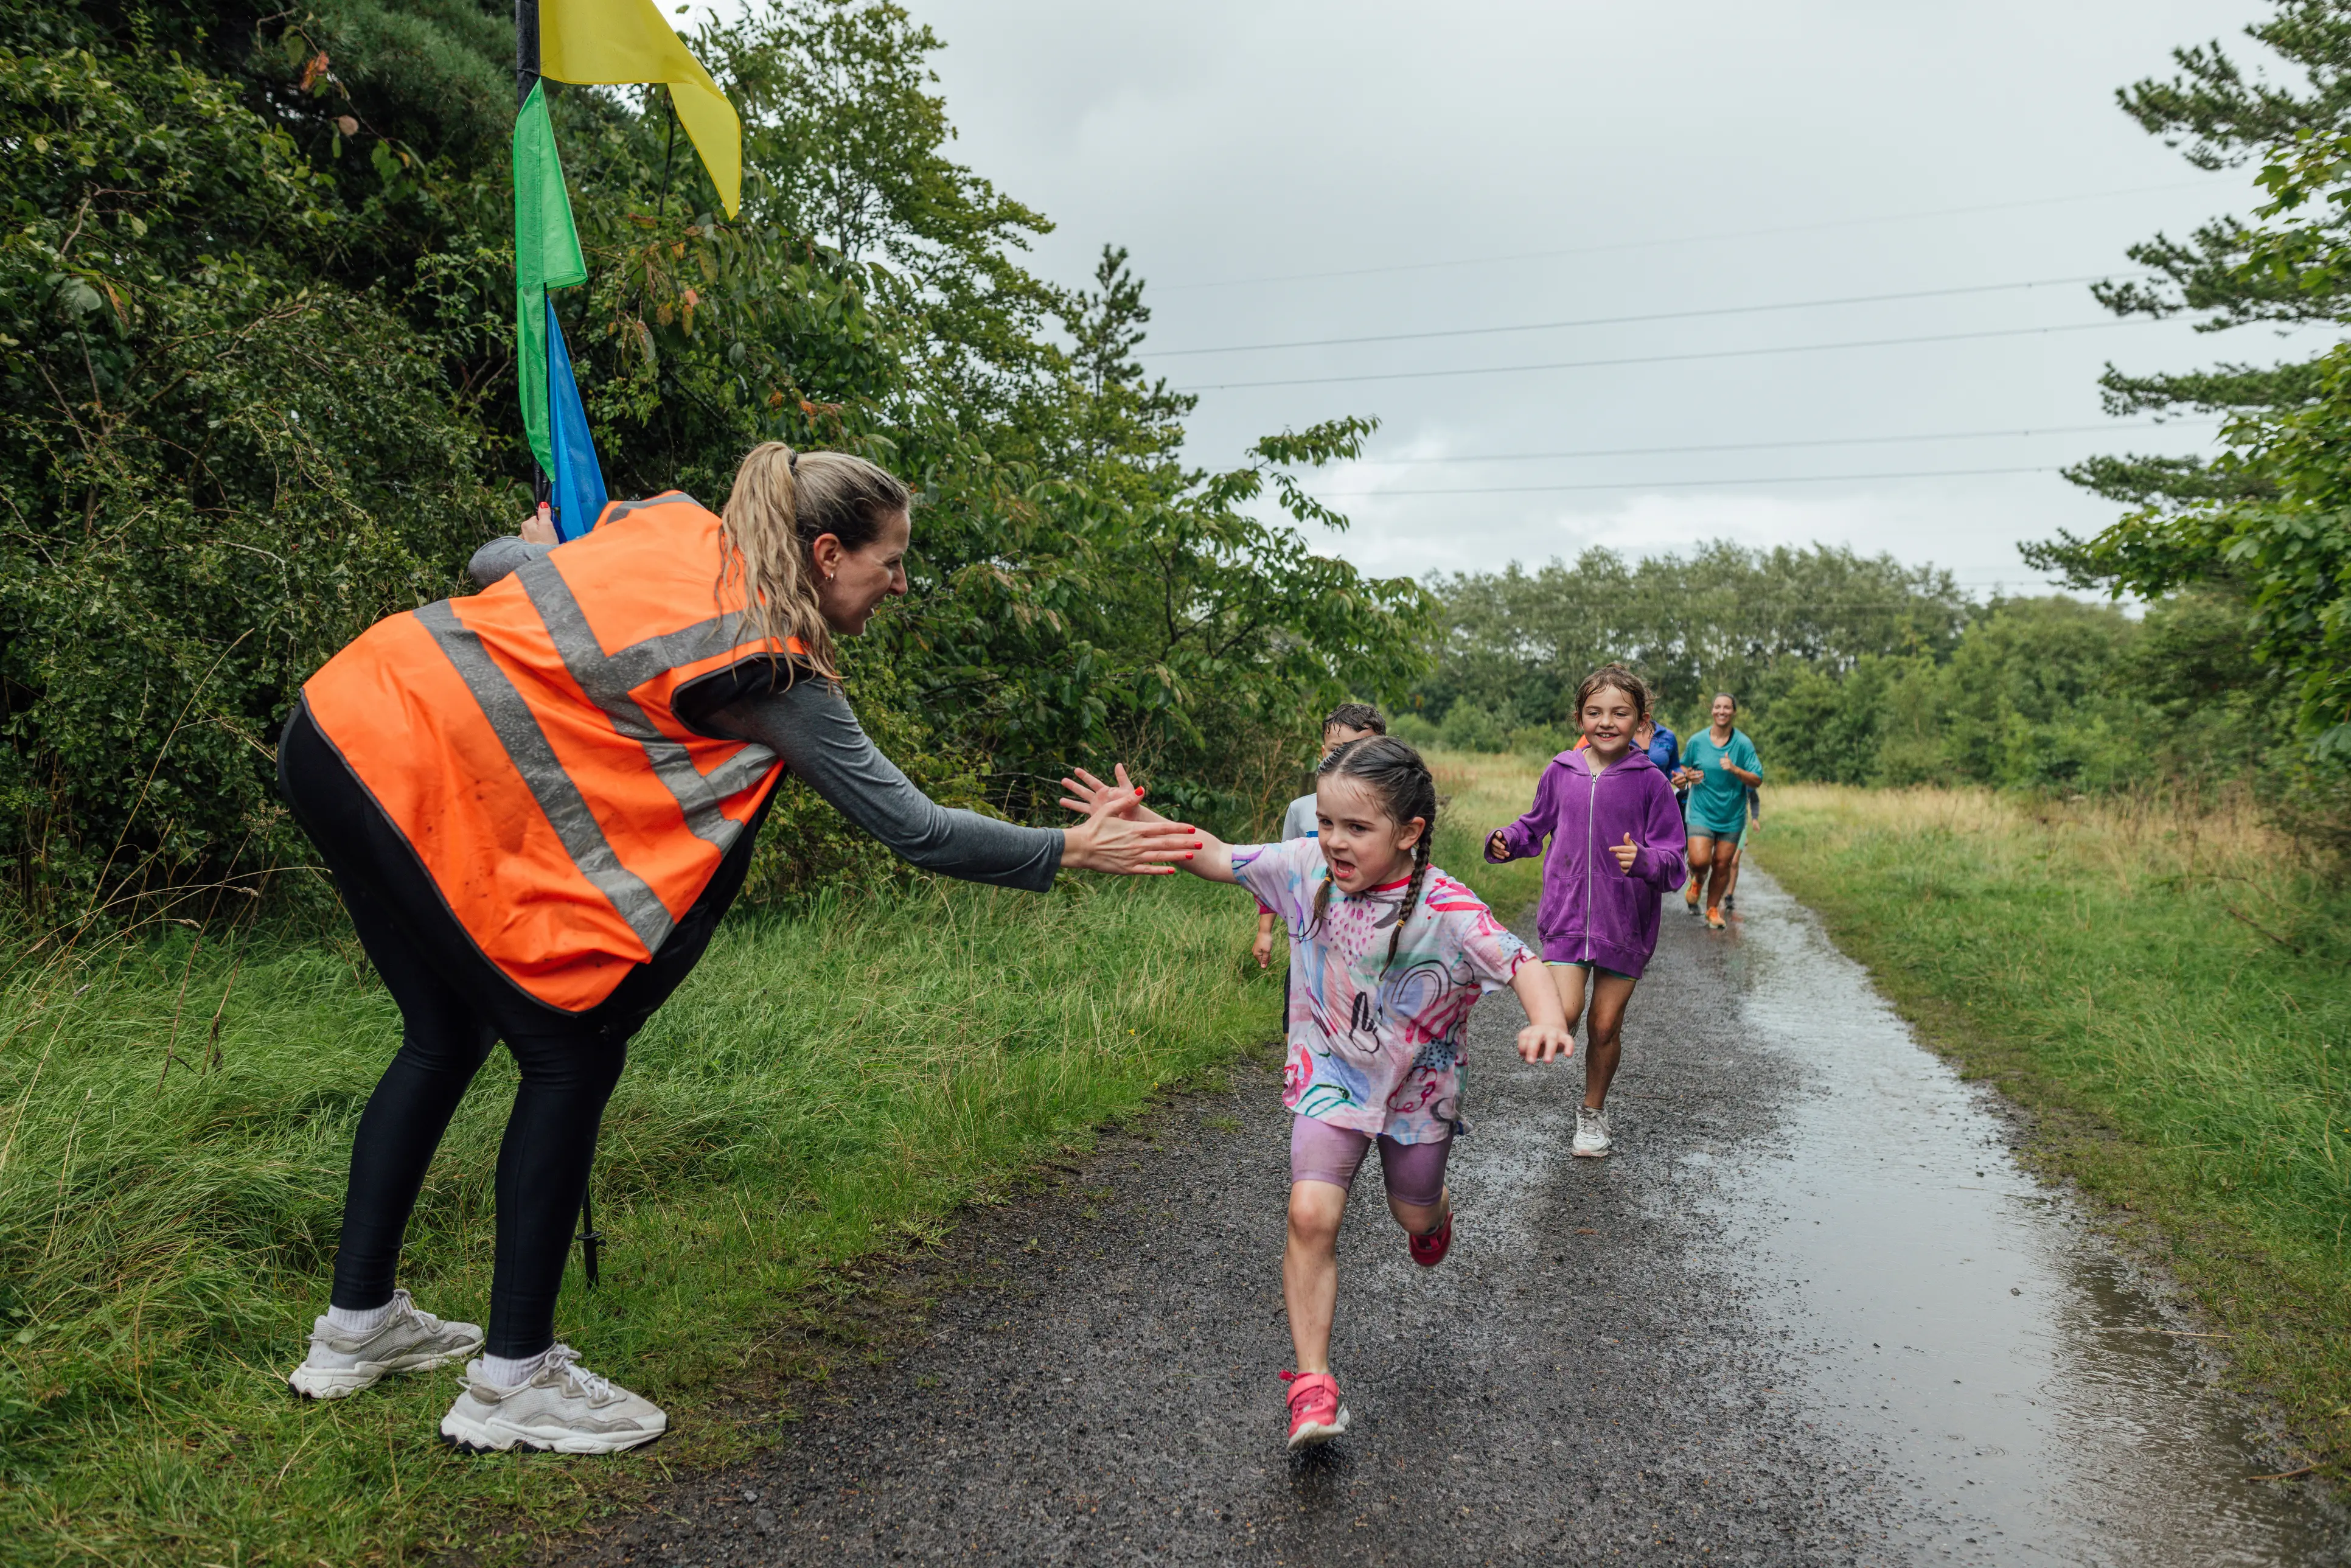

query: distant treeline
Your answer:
[1397,543,2340,840]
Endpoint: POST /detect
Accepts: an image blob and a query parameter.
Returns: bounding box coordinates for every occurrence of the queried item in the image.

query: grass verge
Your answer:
[1426,747,1547,913]
[0,872,1279,1564]
[1755,783,2351,1486]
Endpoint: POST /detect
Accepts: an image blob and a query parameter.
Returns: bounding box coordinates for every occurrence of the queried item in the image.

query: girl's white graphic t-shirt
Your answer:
[1233,837,1530,1143]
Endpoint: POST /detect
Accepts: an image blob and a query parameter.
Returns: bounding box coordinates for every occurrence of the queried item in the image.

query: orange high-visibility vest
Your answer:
[303,492,802,1012]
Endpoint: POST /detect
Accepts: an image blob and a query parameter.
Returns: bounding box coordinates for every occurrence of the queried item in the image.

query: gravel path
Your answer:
[562,898,1897,1567]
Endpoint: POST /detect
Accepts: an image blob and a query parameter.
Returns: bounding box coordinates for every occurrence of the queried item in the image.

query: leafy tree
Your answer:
[1746,657,1907,786]
[0,22,506,910]
[2063,1,2351,514]
[2035,45,2351,763]
[0,0,1427,916]
[1062,245,1192,480]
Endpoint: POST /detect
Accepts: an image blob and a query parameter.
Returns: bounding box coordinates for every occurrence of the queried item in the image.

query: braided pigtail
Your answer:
[1385,827,1435,971]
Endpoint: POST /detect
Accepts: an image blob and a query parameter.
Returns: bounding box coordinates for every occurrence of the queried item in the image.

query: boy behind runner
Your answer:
[1252,703,1385,967]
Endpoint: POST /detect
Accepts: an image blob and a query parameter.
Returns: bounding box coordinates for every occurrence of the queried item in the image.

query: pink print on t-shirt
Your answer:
[1231,837,1530,1143]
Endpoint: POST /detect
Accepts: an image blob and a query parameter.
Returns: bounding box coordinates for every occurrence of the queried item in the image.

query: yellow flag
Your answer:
[540,0,742,217]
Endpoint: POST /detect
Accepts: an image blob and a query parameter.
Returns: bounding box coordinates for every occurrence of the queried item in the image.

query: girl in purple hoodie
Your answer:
[1484,664,1687,1159]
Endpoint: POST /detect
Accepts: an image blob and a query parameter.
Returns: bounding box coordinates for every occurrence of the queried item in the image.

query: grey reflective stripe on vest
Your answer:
[413,601,677,955]
[594,491,702,530]
[511,556,778,854]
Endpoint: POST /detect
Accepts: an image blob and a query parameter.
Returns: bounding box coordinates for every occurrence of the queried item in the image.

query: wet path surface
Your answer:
[565,874,2347,1567]
[1719,875,2346,1566]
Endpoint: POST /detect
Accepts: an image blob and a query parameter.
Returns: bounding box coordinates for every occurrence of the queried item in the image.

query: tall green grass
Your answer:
[0,873,1277,1564]
[1425,747,1547,914]
[1757,784,2351,1483]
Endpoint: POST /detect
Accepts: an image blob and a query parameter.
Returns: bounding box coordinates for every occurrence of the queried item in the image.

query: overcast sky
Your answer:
[734,1,2335,594]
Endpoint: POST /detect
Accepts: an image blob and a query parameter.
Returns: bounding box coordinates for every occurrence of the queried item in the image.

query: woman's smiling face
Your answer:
[812,507,911,635]
[1315,775,1424,895]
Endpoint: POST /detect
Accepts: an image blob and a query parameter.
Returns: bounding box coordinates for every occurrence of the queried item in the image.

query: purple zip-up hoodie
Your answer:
[1485,748,1688,978]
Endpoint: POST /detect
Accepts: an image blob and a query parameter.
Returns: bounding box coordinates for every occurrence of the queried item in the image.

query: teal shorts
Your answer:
[1548,960,1634,981]
[1685,812,1745,840]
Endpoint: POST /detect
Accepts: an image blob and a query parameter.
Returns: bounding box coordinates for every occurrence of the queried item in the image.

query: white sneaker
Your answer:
[439,1344,667,1455]
[1572,1105,1613,1159]
[287,1289,483,1400]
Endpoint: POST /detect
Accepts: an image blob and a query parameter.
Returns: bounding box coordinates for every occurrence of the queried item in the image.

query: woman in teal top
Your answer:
[1673,692,1761,929]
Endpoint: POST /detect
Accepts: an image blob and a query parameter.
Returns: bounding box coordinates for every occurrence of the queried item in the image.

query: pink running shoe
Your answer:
[1408,1210,1453,1268]
[1280,1370,1350,1450]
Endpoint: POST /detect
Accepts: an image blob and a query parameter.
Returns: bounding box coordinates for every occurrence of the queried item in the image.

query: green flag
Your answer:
[514,81,586,475]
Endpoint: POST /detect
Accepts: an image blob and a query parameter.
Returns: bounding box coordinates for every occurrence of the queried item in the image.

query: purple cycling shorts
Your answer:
[1289,1115,1451,1208]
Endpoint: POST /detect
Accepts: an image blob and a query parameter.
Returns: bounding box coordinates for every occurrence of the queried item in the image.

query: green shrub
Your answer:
[1437,701,1509,753]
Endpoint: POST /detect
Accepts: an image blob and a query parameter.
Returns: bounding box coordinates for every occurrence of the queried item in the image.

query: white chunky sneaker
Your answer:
[1571,1104,1613,1159]
[287,1289,484,1401]
[439,1344,667,1455]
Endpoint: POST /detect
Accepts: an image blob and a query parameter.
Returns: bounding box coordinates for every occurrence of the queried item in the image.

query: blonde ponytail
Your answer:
[716,442,910,680]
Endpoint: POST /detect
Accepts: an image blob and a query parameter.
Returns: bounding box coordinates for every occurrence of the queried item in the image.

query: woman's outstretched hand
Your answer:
[1057,765,1239,883]
[1056,763,1199,876]
[1485,829,1511,862]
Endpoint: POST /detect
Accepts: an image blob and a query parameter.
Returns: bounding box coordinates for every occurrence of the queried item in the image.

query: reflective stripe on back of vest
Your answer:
[302,492,796,1012]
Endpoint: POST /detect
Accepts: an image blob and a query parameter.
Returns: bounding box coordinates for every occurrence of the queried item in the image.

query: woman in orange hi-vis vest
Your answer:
[276,444,1201,1454]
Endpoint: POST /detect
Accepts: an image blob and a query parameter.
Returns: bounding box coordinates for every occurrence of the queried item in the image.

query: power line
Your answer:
[1336,420,2213,467]
[1307,465,2062,497]
[1155,180,2228,293]
[1147,276,2124,358]
[1180,319,2149,392]
[1409,586,2072,596]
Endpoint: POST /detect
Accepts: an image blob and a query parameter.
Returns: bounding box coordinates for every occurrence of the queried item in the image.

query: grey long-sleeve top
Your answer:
[467,537,1062,890]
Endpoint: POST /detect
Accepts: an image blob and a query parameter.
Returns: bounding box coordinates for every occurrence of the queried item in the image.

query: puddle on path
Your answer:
[1723,870,2347,1567]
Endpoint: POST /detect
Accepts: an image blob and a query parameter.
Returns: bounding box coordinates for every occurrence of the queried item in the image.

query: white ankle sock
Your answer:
[326,1300,394,1334]
[480,1349,549,1389]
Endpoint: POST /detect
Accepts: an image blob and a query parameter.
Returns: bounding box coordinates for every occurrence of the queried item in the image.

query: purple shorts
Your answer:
[1289,1115,1451,1208]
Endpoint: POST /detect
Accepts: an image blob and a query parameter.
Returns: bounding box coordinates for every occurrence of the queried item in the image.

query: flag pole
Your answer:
[521,0,605,1289]
[517,0,550,513]
[515,0,539,108]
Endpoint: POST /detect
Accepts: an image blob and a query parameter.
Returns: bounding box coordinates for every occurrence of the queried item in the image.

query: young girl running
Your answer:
[1484,666,1688,1160]
[1064,738,1573,1451]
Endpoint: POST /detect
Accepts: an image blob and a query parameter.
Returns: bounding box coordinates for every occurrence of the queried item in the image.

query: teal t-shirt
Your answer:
[1682,728,1761,833]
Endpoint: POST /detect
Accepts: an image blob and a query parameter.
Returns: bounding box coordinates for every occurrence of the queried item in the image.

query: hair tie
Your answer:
[787,450,799,473]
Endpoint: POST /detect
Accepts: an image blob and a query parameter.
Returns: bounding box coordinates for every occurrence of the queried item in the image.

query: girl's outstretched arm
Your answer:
[1059,766,1238,883]
[1485,762,1561,863]
[1509,960,1576,1063]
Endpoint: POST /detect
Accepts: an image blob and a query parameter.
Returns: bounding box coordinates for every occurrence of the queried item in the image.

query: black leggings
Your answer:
[279,705,762,1358]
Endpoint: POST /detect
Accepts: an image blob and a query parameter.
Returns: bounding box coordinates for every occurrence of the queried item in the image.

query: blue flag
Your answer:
[545,297,608,541]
